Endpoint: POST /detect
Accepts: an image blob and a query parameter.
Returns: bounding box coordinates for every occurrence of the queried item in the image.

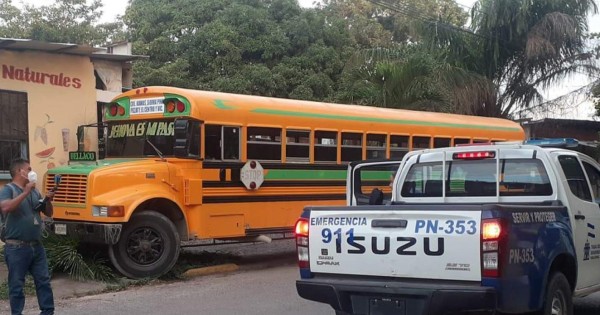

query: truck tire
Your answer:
[109,211,180,279]
[539,272,573,315]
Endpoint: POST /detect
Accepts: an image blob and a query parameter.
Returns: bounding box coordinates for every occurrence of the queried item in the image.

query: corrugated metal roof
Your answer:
[0,38,147,62]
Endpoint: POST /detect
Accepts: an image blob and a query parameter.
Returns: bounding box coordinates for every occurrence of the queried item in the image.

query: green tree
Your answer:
[470,0,598,117]
[125,0,354,100]
[341,0,599,118]
[0,0,125,46]
[592,32,600,115]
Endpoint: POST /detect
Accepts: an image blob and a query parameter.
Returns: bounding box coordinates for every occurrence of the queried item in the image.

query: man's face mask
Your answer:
[27,170,38,183]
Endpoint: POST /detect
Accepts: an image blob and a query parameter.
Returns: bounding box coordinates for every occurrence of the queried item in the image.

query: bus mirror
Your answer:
[76,125,84,151]
[173,119,190,157]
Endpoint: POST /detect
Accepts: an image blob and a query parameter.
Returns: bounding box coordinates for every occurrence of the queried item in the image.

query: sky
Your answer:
[14,0,600,119]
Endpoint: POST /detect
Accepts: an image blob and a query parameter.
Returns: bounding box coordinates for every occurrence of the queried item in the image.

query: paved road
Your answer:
[5,239,600,314]
[51,261,332,315]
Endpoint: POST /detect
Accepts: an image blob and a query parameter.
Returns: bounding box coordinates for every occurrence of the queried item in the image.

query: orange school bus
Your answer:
[45,86,525,278]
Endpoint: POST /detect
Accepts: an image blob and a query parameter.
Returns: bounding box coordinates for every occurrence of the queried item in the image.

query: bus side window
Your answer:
[454,138,470,146]
[390,135,409,159]
[413,136,431,149]
[342,132,362,162]
[286,129,310,162]
[366,134,386,159]
[247,127,281,161]
[205,125,221,160]
[223,126,240,160]
[315,131,337,163]
[434,137,451,148]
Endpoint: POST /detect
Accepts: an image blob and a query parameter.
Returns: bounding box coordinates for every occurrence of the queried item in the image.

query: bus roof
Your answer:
[113,86,524,140]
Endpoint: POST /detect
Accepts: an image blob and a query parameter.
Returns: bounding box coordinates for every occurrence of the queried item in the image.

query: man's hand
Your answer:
[46,190,55,201]
[24,182,36,193]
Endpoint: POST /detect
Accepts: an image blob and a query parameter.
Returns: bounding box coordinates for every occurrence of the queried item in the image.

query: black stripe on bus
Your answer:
[202,162,347,171]
[202,194,346,204]
[202,180,346,188]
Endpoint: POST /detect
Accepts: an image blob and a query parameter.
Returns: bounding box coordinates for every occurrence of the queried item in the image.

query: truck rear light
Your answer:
[482,221,501,240]
[482,253,499,277]
[295,219,309,236]
[482,240,498,251]
[453,151,495,160]
[297,247,309,268]
[295,218,310,269]
[481,218,503,278]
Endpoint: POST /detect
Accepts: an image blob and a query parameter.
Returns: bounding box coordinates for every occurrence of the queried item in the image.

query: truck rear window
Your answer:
[401,159,552,197]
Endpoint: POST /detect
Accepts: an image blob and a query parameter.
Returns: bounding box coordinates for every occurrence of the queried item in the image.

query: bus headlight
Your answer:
[93,205,125,217]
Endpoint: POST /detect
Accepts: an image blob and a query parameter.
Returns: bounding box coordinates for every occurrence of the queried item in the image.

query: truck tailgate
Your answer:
[308,210,482,281]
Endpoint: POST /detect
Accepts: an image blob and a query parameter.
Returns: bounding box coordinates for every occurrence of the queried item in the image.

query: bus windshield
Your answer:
[105,119,175,158]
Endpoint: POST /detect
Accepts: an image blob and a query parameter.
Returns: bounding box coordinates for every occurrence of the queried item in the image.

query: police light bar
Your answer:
[524,138,579,148]
[453,151,496,159]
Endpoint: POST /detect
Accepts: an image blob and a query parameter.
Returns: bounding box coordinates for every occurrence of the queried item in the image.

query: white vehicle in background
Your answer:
[295,139,600,315]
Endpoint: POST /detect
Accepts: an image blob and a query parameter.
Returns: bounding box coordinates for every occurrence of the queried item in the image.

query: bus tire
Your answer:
[538,272,573,315]
[109,211,180,279]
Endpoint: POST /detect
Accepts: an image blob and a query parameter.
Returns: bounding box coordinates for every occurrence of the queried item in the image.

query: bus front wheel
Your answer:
[109,211,180,279]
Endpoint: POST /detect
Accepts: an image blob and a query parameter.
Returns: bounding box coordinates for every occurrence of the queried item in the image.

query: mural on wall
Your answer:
[32,113,71,170]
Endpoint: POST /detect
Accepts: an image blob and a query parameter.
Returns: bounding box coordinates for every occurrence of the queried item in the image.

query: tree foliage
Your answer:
[471,0,598,118]
[125,0,356,101]
[124,0,469,102]
[0,0,125,46]
[4,0,595,119]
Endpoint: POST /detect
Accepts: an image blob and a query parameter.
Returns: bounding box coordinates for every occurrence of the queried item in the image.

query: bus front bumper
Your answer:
[52,220,123,245]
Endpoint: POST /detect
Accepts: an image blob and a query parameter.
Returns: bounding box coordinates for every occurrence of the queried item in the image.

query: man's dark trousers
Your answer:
[4,242,54,315]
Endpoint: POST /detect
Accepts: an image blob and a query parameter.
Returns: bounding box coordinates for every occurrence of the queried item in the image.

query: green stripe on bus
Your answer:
[265,169,347,180]
[360,171,395,180]
[250,108,521,132]
[214,100,235,110]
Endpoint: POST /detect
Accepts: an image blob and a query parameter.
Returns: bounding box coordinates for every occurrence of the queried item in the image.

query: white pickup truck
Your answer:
[295,140,600,315]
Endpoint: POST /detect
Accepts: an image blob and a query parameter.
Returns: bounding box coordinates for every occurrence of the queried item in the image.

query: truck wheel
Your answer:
[109,211,180,279]
[540,272,573,315]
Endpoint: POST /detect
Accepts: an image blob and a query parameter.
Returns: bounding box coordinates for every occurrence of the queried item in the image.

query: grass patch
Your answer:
[0,277,37,300]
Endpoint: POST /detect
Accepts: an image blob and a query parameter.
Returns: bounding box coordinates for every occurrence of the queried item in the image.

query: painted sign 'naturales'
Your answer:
[2,64,82,89]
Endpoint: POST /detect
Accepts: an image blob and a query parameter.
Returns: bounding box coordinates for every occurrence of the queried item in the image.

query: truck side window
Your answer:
[583,162,600,203]
[401,162,444,197]
[500,160,552,196]
[558,155,592,202]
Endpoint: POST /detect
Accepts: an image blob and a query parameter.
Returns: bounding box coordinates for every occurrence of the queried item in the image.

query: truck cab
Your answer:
[295,139,600,315]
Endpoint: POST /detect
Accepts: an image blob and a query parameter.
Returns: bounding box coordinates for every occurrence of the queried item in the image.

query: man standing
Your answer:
[0,159,55,315]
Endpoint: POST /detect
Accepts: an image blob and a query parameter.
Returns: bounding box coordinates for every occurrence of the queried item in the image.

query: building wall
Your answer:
[0,50,98,184]
[523,120,600,142]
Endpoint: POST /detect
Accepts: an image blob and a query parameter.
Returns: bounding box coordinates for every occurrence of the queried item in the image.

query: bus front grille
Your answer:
[46,174,87,204]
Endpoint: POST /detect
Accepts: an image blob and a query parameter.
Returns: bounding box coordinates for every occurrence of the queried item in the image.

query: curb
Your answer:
[182,263,239,278]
